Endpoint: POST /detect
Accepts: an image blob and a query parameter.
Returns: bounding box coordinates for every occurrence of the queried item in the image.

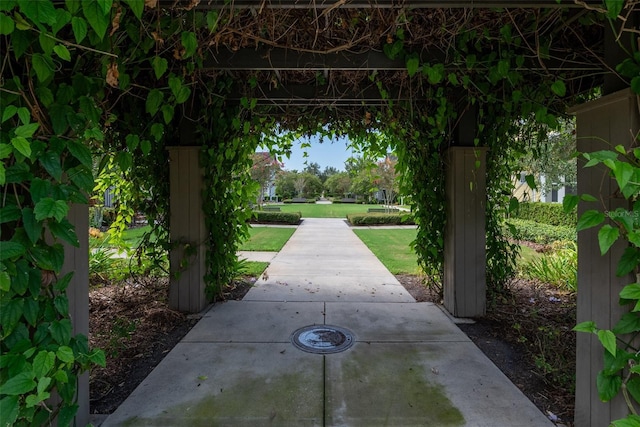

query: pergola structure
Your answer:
[53,1,635,425]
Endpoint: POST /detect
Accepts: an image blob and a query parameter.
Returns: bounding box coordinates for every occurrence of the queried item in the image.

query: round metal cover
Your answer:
[291,325,355,354]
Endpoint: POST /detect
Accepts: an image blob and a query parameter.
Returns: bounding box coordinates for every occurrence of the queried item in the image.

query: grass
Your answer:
[278,203,387,218]
[517,245,542,265]
[239,227,296,251]
[352,228,421,274]
[240,261,269,277]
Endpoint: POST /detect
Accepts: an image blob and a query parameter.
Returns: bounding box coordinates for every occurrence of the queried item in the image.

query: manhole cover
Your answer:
[291,325,355,354]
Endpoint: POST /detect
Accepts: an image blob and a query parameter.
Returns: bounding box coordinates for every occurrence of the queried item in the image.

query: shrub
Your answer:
[251,211,301,224]
[505,219,576,244]
[522,242,577,291]
[332,199,342,204]
[347,213,416,226]
[306,198,316,204]
[512,202,576,227]
[283,199,293,204]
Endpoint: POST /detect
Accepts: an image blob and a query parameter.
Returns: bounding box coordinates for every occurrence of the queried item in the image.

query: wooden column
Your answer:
[60,203,90,426]
[572,89,638,426]
[168,146,208,313]
[443,147,487,318]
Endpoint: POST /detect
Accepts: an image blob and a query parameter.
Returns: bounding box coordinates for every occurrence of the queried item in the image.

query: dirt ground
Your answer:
[89,274,576,426]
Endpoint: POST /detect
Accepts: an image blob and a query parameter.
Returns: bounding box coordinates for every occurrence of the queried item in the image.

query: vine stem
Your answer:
[40,32,119,58]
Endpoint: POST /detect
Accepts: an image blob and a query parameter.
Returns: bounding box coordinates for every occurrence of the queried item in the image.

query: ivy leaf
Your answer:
[50,319,72,345]
[0,396,19,426]
[34,198,68,222]
[14,122,39,138]
[1,105,17,122]
[145,89,163,116]
[562,194,578,213]
[598,224,620,255]
[551,80,566,97]
[31,53,54,83]
[161,104,174,124]
[0,12,15,35]
[123,0,143,19]
[612,312,640,334]
[54,294,69,316]
[48,219,79,247]
[150,123,164,142]
[56,346,75,364]
[577,209,605,231]
[0,241,25,260]
[597,370,622,402]
[140,139,152,155]
[53,44,71,61]
[39,151,63,181]
[617,248,640,277]
[23,298,39,326]
[33,351,55,379]
[0,271,9,292]
[58,404,79,427]
[22,207,41,244]
[0,205,21,224]
[71,16,88,43]
[406,56,420,77]
[206,10,219,32]
[611,414,640,427]
[83,0,109,40]
[0,372,36,396]
[598,329,617,356]
[67,140,93,168]
[605,0,624,18]
[574,321,597,333]
[11,136,30,158]
[19,0,56,25]
[181,31,197,58]
[152,56,168,79]
[175,87,191,104]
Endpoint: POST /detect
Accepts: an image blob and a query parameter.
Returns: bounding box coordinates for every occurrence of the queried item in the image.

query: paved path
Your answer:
[102,218,553,427]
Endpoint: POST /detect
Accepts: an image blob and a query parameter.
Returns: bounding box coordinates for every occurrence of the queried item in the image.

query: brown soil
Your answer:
[89,274,576,426]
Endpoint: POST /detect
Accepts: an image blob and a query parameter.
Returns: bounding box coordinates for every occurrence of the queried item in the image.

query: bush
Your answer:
[505,219,576,244]
[522,242,577,291]
[347,213,416,226]
[306,199,316,204]
[512,202,576,227]
[332,199,342,204]
[251,211,301,224]
[283,199,293,204]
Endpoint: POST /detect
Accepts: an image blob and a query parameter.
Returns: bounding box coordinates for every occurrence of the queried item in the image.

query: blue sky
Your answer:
[276,135,361,172]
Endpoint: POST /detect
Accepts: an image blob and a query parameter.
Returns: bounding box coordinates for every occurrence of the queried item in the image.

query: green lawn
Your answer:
[239,227,296,251]
[353,228,421,275]
[278,203,386,218]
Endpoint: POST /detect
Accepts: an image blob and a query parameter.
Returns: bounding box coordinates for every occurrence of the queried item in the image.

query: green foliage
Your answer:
[505,219,577,244]
[251,211,302,225]
[522,242,577,291]
[511,202,577,228]
[239,227,296,251]
[353,228,421,274]
[347,213,415,226]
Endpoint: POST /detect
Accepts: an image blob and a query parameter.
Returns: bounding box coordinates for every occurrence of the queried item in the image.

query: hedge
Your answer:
[347,213,416,226]
[251,211,301,224]
[505,218,576,244]
[512,202,576,227]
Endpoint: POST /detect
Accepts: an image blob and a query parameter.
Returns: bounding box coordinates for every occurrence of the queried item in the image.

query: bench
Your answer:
[367,208,399,213]
[262,206,281,212]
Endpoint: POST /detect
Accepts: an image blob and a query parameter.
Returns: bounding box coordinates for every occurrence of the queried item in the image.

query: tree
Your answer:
[319,166,339,183]
[303,162,322,177]
[294,175,307,197]
[275,171,298,199]
[324,172,352,198]
[374,156,400,209]
[301,172,323,198]
[250,152,281,207]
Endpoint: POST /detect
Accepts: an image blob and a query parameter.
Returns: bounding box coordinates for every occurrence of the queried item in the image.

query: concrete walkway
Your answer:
[102,218,552,426]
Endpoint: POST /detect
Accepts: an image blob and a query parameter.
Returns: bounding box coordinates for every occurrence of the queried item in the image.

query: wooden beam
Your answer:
[169,0,597,10]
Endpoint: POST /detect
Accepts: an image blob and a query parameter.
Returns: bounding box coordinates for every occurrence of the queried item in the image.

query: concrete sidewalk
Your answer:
[102,218,553,426]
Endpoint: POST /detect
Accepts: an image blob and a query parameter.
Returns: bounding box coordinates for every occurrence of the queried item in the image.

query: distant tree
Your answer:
[324,172,352,198]
[250,152,281,207]
[303,162,322,177]
[374,156,400,209]
[346,156,376,201]
[319,166,339,183]
[275,170,298,199]
[302,173,323,198]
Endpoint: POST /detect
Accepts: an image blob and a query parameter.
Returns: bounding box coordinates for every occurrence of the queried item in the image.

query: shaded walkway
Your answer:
[102,219,552,426]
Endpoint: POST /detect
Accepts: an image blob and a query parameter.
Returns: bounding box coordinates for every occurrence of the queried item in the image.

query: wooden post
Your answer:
[168,146,208,313]
[443,147,487,318]
[572,89,638,426]
[60,203,90,426]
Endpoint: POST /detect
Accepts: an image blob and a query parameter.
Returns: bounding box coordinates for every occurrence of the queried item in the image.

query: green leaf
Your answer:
[613,161,635,190]
[597,370,622,402]
[0,241,25,260]
[58,404,79,426]
[83,0,109,40]
[33,351,55,378]
[34,198,68,222]
[23,298,39,326]
[40,151,63,181]
[0,271,9,292]
[152,56,168,79]
[206,10,219,32]
[524,174,536,190]
[0,371,35,396]
[0,143,10,159]
[613,312,640,334]
[150,122,164,142]
[175,87,191,104]
[406,56,420,77]
[161,104,174,124]
[611,414,640,427]
[0,396,19,426]
[50,319,72,344]
[140,139,152,155]
[577,210,605,231]
[181,31,197,58]
[71,16,88,43]
[48,219,79,247]
[53,44,71,61]
[22,207,42,244]
[598,224,620,255]
[56,346,75,364]
[551,80,566,97]
[0,12,15,35]
[620,283,640,300]
[123,0,144,19]
[598,329,617,356]
[581,194,598,202]
[145,89,163,116]
[11,136,31,158]
[574,321,597,333]
[562,194,578,213]
[115,151,132,172]
[605,0,624,18]
[0,205,21,224]
[19,0,56,25]
[31,53,54,83]
[14,122,38,139]
[617,247,640,277]
[54,294,69,315]
[67,140,93,168]
[1,105,17,123]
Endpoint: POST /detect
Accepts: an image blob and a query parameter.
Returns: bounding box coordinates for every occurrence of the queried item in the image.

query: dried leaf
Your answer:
[145,0,158,8]
[106,62,119,88]
[109,5,122,36]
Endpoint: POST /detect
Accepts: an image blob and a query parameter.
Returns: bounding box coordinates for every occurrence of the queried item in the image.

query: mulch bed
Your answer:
[89,274,576,426]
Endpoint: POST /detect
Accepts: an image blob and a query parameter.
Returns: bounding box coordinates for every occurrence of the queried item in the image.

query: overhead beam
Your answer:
[170,0,598,10]
[206,47,603,73]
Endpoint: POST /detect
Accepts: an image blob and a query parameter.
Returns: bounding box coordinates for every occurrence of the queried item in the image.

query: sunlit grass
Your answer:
[353,228,421,275]
[240,227,296,251]
[279,203,386,218]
